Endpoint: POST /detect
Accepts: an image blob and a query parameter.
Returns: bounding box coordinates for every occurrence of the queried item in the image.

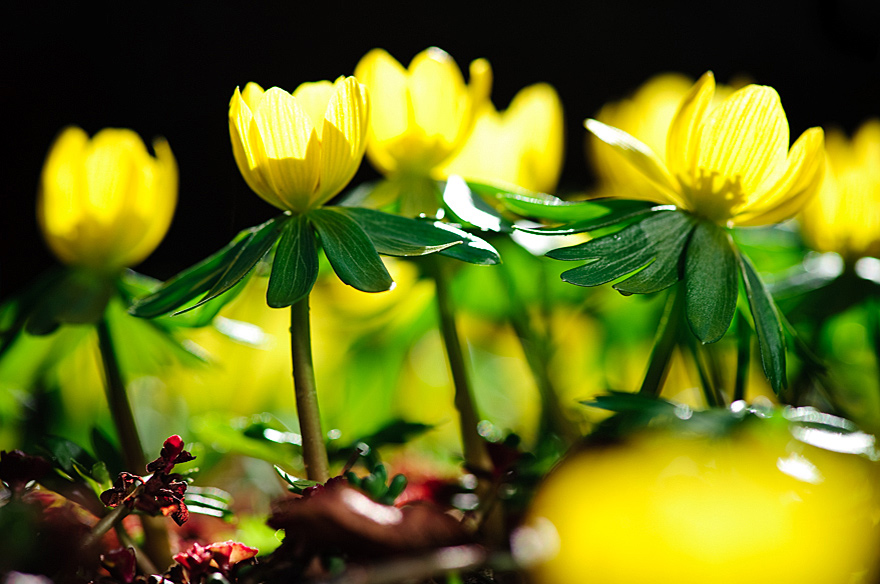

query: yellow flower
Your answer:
[354,47,492,177]
[586,72,825,227]
[442,83,565,193]
[37,127,177,271]
[799,120,880,261]
[229,76,369,213]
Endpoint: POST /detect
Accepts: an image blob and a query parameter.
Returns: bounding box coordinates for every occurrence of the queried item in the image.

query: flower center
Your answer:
[683,168,746,225]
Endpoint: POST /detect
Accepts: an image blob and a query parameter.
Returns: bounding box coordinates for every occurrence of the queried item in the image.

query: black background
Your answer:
[3,1,879,300]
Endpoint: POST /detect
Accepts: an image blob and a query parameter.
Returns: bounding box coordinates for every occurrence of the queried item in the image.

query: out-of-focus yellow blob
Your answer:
[354,47,492,177]
[799,120,880,262]
[523,417,880,584]
[442,83,565,193]
[38,127,177,271]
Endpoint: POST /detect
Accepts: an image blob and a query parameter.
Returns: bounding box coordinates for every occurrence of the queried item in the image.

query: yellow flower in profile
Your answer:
[229,76,369,213]
[586,72,825,227]
[354,47,492,177]
[37,127,177,271]
[442,83,565,193]
[799,120,880,261]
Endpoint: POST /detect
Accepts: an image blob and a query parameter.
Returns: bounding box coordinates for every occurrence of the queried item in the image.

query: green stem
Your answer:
[501,260,580,445]
[429,257,491,475]
[96,318,145,471]
[96,317,171,570]
[639,286,684,397]
[687,336,720,408]
[734,313,750,402]
[290,296,330,483]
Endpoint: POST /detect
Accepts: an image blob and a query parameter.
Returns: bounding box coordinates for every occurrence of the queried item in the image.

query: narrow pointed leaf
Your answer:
[267,214,319,308]
[197,215,289,310]
[130,216,287,318]
[336,207,463,256]
[685,222,738,343]
[739,253,786,392]
[310,208,394,292]
[614,212,696,295]
[501,191,656,224]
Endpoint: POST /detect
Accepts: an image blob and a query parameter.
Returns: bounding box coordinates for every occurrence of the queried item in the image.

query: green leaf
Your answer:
[442,176,513,232]
[613,212,696,295]
[435,224,501,265]
[739,252,786,393]
[267,214,319,308]
[274,465,320,493]
[120,270,246,329]
[310,208,394,293]
[130,216,287,318]
[337,207,464,257]
[503,192,658,232]
[550,221,655,287]
[685,221,738,343]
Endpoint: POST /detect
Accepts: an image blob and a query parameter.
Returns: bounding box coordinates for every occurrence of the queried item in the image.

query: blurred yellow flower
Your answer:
[442,83,565,193]
[229,76,369,213]
[799,120,880,261]
[589,73,700,199]
[37,127,177,271]
[354,47,492,177]
[586,72,825,227]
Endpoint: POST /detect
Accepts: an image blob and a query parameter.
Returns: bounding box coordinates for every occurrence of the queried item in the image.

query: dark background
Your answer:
[3,1,879,299]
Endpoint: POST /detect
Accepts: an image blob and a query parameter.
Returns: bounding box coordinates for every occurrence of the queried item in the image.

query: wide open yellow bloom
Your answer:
[229,76,369,213]
[38,127,177,271]
[586,72,825,227]
[442,83,565,193]
[354,47,492,177]
[799,120,880,261]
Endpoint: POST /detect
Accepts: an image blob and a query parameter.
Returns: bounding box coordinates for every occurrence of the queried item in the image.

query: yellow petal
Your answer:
[736,127,825,226]
[408,47,467,147]
[240,82,265,111]
[354,48,409,175]
[123,137,178,266]
[38,127,89,265]
[229,87,283,209]
[313,76,369,207]
[250,87,321,211]
[666,71,715,182]
[293,80,336,137]
[695,84,790,194]
[584,118,683,206]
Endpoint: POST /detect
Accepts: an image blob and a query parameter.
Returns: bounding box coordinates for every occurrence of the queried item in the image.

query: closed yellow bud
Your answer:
[229,76,369,213]
[442,83,565,193]
[354,47,492,177]
[37,126,177,271]
[799,120,880,261]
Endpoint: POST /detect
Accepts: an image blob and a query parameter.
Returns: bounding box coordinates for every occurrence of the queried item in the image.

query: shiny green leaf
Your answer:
[310,208,394,293]
[267,214,319,308]
[685,221,738,343]
[503,192,657,230]
[337,207,464,257]
[550,221,654,287]
[442,176,513,232]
